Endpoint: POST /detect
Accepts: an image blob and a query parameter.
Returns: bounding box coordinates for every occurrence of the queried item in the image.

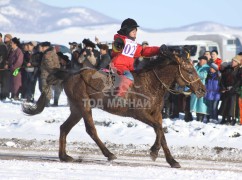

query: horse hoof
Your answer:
[171,162,181,168]
[150,152,158,161]
[108,154,117,161]
[59,154,74,162]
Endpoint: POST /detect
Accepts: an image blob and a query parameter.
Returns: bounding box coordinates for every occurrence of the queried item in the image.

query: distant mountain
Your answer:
[0,0,120,33]
[0,0,241,33]
[144,21,242,32]
[175,21,242,32]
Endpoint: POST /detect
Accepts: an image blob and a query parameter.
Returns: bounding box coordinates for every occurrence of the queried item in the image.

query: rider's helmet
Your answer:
[117,18,139,36]
[120,18,139,30]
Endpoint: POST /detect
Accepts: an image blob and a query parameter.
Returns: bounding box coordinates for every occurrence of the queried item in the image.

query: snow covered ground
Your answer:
[0,86,241,179]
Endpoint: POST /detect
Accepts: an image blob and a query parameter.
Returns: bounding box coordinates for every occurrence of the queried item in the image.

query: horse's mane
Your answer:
[136,54,177,74]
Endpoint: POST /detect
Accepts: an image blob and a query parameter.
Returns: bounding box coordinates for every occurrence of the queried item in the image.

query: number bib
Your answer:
[122,39,138,58]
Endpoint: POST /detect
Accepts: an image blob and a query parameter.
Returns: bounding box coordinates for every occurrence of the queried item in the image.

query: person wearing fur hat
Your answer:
[204,63,221,123]
[111,18,162,102]
[52,54,71,107]
[78,38,99,68]
[8,37,24,100]
[218,55,242,125]
[39,41,60,106]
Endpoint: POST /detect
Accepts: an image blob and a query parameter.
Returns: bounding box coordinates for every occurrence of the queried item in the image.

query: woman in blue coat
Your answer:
[190,56,210,122]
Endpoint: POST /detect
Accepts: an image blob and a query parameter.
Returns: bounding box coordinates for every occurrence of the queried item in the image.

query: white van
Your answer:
[186,34,242,62]
[167,40,220,62]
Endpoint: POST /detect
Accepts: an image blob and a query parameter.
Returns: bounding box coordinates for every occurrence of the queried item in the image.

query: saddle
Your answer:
[96,68,119,88]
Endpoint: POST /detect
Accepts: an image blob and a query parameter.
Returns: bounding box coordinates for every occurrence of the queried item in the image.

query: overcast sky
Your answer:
[39,0,241,30]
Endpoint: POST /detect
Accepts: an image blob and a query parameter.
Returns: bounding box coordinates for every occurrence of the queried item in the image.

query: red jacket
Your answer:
[214,58,222,70]
[111,34,159,74]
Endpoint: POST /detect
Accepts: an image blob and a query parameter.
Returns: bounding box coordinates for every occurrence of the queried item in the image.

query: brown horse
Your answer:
[22,48,206,168]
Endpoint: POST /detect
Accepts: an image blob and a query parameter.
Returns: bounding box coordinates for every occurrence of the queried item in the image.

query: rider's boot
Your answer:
[114,76,133,106]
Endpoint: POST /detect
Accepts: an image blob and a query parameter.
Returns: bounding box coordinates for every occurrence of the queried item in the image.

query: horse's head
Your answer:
[171,47,206,98]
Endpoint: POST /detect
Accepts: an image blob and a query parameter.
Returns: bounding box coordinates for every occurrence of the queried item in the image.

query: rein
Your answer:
[153,64,199,95]
[152,68,183,95]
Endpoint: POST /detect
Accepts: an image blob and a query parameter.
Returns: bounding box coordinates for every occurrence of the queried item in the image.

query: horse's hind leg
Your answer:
[82,108,117,161]
[59,106,82,162]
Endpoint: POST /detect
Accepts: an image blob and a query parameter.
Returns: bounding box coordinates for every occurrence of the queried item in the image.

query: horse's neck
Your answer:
[134,68,174,97]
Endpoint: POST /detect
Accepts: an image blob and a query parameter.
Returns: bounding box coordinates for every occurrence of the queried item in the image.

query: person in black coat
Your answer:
[0,33,8,100]
[218,55,242,125]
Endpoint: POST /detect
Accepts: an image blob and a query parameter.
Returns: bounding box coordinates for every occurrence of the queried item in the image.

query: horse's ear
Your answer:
[173,54,183,64]
[159,44,170,55]
[173,46,191,64]
[183,45,191,59]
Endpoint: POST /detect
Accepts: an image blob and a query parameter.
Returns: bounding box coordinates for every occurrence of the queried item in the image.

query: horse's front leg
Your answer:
[59,110,82,162]
[148,113,181,168]
[160,126,181,168]
[150,125,162,161]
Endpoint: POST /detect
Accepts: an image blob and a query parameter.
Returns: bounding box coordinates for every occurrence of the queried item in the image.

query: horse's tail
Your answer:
[22,90,49,115]
[22,69,72,115]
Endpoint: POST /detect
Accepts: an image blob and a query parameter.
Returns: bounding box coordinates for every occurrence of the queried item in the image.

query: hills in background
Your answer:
[0,0,119,33]
[0,0,242,33]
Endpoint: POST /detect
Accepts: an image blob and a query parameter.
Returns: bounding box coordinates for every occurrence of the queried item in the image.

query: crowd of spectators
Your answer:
[162,50,242,126]
[0,32,241,125]
[0,33,111,106]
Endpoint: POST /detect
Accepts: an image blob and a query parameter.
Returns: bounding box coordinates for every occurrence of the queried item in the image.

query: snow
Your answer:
[0,159,240,180]
[1,90,241,149]
[0,84,241,179]
[56,18,72,26]
[2,25,241,49]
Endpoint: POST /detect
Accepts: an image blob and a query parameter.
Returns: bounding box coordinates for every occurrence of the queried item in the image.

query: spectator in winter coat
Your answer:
[204,63,221,123]
[238,57,242,125]
[69,42,79,53]
[96,44,111,70]
[211,50,222,70]
[70,50,82,71]
[111,18,161,102]
[2,33,12,99]
[0,33,8,100]
[21,41,39,102]
[29,42,43,96]
[204,51,212,65]
[190,56,210,122]
[8,37,23,100]
[218,55,242,125]
[78,38,99,69]
[21,42,38,101]
[40,41,60,106]
[52,54,71,107]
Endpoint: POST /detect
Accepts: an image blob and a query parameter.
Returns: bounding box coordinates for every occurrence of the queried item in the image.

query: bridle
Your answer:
[152,63,200,95]
[178,65,200,85]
